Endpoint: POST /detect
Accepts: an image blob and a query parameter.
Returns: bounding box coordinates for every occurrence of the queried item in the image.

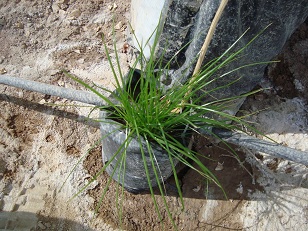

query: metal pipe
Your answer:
[0,75,105,106]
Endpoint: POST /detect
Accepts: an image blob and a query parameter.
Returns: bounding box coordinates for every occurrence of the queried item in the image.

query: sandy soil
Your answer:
[0,1,307,230]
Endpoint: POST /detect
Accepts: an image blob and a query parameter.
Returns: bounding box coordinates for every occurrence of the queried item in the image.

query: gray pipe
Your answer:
[201,128,308,166]
[1,74,307,166]
[0,75,105,106]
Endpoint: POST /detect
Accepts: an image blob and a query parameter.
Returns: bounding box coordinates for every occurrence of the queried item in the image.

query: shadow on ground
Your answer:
[0,211,96,231]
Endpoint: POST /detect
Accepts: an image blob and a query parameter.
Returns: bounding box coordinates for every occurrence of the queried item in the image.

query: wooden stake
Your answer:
[175,0,229,113]
[192,0,229,77]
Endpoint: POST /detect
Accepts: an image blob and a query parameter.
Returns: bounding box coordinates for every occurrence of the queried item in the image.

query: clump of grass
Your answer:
[63,9,270,230]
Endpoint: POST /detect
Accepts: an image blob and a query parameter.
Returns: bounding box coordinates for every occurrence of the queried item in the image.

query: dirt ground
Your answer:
[0,1,307,230]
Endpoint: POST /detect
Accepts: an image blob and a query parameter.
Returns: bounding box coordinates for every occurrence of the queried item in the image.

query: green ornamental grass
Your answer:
[62,16,271,230]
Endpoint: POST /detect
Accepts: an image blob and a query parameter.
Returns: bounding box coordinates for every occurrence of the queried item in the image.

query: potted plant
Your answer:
[61,1,273,229]
[63,16,271,231]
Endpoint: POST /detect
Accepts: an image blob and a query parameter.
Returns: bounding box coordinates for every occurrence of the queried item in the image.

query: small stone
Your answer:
[0,68,7,74]
[51,3,60,13]
[215,162,224,171]
[108,5,113,11]
[74,49,81,54]
[236,182,243,194]
[121,25,126,32]
[114,21,122,30]
[0,56,4,64]
[37,221,46,230]
[24,30,31,37]
[14,22,24,29]
[59,3,69,10]
[192,185,201,192]
[18,91,23,98]
[39,99,46,104]
[122,42,129,53]
[21,43,28,49]
[68,9,81,19]
[95,26,102,32]
[57,80,65,87]
[294,79,305,91]
[113,3,118,10]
